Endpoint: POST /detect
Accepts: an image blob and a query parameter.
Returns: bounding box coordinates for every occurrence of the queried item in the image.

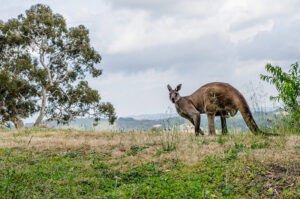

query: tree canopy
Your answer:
[0,20,38,128]
[0,4,116,128]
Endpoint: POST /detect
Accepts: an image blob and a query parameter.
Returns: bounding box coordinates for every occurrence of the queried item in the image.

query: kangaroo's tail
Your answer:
[236,95,264,135]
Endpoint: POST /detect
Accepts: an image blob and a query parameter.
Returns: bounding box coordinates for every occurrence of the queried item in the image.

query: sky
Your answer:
[1,0,300,118]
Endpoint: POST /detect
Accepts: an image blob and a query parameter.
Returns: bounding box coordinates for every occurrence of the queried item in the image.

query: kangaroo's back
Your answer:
[189,82,241,111]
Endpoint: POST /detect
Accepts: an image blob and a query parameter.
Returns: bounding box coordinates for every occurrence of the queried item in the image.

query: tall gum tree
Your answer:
[0,20,39,128]
[1,4,116,127]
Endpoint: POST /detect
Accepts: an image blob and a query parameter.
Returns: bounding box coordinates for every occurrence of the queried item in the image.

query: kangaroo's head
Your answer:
[167,84,182,103]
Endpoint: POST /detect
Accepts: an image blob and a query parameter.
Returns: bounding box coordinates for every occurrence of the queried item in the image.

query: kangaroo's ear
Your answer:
[175,84,182,91]
[167,84,172,91]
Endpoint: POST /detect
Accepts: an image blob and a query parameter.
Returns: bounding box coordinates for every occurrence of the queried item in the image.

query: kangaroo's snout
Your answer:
[170,93,177,103]
[171,95,176,103]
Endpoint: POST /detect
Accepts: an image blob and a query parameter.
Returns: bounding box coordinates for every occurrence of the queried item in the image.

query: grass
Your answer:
[0,129,299,198]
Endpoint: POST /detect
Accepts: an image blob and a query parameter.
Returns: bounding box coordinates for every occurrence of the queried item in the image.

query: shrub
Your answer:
[260,62,300,130]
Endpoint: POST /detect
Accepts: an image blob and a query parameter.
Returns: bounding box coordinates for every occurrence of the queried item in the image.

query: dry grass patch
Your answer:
[0,129,299,168]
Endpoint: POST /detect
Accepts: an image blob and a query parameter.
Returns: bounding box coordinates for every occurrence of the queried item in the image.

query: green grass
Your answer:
[0,149,299,198]
[0,129,299,198]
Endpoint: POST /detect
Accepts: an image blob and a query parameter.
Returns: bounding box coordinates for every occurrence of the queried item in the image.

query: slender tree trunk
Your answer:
[34,86,47,127]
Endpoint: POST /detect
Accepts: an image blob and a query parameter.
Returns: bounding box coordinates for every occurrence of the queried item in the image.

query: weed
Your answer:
[63,151,82,158]
[251,141,269,149]
[160,131,179,152]
[129,145,148,156]
[224,143,247,162]
[234,143,247,150]
[201,138,209,145]
[217,135,227,145]
[161,140,177,152]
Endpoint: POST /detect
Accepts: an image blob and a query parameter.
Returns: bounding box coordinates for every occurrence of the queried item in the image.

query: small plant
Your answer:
[224,143,247,162]
[260,62,300,130]
[150,128,160,133]
[63,151,81,158]
[225,148,239,161]
[161,106,183,132]
[217,135,227,145]
[234,143,246,150]
[160,131,178,152]
[129,145,148,156]
[250,141,269,149]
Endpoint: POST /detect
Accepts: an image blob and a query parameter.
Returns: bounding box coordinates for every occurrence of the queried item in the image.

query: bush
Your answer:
[260,62,300,131]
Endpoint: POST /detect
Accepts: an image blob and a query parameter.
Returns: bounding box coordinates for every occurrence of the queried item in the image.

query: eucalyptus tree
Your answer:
[1,4,116,127]
[0,20,38,128]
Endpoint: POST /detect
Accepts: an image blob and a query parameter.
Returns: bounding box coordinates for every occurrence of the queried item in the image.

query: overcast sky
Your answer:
[1,0,300,117]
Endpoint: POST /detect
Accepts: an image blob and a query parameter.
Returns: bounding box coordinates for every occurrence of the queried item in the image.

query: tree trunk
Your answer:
[12,117,24,129]
[34,86,47,127]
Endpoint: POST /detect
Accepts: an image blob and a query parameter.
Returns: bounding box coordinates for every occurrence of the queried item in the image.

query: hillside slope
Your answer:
[0,129,299,198]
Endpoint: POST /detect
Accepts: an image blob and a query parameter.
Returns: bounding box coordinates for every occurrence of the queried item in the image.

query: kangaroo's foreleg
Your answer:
[207,113,216,135]
[220,116,228,135]
[191,114,204,136]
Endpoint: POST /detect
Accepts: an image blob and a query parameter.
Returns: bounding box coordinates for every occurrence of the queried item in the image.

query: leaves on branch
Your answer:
[260,62,300,127]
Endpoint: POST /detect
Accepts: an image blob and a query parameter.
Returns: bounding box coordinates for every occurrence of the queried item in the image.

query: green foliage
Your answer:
[0,22,39,128]
[0,4,116,127]
[260,62,300,129]
[0,71,38,128]
[0,149,298,198]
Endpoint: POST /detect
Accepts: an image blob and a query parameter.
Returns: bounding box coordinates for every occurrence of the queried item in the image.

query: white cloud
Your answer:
[106,11,218,53]
[233,60,267,77]
[97,0,298,54]
[227,20,274,44]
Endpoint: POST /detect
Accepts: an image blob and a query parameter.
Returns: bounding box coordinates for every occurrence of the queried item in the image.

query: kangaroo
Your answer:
[167,82,264,136]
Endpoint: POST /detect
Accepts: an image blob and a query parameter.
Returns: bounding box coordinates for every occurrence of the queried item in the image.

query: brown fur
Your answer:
[168,82,264,136]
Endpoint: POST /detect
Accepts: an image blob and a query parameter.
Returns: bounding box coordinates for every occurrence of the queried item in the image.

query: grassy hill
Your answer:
[28,111,279,132]
[0,129,299,198]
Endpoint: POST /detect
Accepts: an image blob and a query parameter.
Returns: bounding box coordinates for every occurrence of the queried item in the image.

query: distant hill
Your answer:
[127,113,178,120]
[24,111,277,132]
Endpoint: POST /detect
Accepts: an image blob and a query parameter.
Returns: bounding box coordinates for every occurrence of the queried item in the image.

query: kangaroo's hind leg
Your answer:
[207,113,216,135]
[220,115,228,135]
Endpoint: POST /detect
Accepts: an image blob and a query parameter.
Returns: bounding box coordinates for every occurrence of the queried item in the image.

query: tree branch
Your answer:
[39,39,54,86]
[54,68,75,84]
[42,107,73,127]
